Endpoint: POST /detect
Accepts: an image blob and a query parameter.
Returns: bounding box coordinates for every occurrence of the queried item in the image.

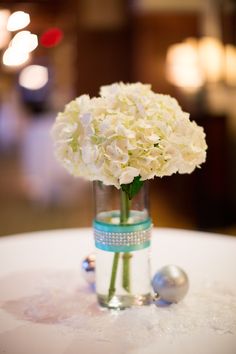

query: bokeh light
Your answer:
[19,65,49,90]
[2,46,29,66]
[40,27,63,48]
[11,31,38,53]
[198,37,225,83]
[0,9,10,26]
[7,11,30,31]
[0,9,11,49]
[166,42,204,91]
[225,44,236,87]
[0,30,11,50]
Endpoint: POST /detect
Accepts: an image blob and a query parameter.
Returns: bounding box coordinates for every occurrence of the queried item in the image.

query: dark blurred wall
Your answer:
[75,0,131,96]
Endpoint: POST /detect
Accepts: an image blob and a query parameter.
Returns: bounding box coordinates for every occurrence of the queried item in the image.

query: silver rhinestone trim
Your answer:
[94,227,152,247]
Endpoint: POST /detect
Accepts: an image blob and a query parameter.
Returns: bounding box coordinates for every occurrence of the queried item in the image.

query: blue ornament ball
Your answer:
[81,253,96,285]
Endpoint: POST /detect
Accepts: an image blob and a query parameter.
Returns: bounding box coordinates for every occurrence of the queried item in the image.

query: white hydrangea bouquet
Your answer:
[52,82,207,309]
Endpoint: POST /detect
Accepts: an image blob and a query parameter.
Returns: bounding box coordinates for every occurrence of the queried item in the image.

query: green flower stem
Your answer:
[120,189,130,224]
[108,252,120,301]
[120,189,131,293]
[107,189,131,302]
[122,253,132,292]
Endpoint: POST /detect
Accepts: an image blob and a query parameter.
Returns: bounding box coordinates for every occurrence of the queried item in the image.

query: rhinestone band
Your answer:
[94,227,152,252]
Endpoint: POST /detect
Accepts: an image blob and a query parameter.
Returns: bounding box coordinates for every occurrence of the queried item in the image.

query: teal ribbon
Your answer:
[95,240,151,253]
[93,217,152,253]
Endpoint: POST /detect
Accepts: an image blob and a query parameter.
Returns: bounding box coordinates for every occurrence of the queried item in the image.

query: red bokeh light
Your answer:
[40,27,63,48]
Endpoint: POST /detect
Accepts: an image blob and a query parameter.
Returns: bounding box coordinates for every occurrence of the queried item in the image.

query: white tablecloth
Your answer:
[0,228,236,354]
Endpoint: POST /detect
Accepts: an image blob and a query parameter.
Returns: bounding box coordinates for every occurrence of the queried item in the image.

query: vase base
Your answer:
[97,293,152,310]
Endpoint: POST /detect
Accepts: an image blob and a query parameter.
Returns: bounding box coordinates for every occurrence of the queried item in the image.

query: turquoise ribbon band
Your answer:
[93,218,152,253]
[95,240,151,253]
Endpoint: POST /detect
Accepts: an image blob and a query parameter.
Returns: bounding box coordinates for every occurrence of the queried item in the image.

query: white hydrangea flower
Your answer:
[51,82,207,188]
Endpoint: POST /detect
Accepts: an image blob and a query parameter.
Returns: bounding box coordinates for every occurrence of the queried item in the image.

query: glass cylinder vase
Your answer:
[93,181,152,309]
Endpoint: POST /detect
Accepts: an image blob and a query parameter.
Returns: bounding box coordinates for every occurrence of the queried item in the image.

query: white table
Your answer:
[0,228,236,354]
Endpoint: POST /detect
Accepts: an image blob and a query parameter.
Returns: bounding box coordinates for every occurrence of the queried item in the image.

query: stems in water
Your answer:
[122,253,132,292]
[108,252,120,301]
[120,189,132,293]
[107,189,131,302]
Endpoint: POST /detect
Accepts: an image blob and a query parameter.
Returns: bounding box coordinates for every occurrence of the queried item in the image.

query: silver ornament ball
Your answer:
[81,253,96,285]
[152,265,189,303]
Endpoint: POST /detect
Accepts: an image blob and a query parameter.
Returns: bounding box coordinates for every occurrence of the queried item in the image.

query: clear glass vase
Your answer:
[93,181,152,309]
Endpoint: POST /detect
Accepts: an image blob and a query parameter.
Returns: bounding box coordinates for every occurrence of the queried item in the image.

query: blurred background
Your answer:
[0,0,236,236]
